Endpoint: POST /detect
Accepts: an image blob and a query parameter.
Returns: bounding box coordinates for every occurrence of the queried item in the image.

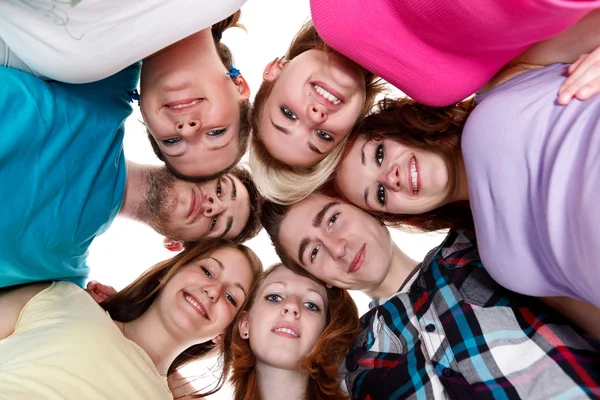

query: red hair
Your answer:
[227,263,359,400]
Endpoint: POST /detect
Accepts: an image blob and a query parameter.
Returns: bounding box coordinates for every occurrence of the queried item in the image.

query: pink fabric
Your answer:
[310,0,600,106]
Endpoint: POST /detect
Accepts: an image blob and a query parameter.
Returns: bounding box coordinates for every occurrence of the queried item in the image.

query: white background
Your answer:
[87,0,445,397]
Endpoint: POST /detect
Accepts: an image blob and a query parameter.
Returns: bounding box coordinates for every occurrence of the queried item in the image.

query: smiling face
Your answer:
[140,170,251,242]
[336,136,452,215]
[241,267,328,370]
[278,195,394,292]
[259,50,366,167]
[157,246,254,342]
[140,33,250,178]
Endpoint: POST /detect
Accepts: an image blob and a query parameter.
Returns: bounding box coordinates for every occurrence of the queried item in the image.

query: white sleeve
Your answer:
[0,0,246,83]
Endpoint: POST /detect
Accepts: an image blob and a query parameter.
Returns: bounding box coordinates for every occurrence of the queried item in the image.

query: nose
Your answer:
[323,236,347,260]
[307,102,328,124]
[281,297,301,318]
[201,194,226,216]
[203,281,222,303]
[383,164,402,192]
[174,118,202,137]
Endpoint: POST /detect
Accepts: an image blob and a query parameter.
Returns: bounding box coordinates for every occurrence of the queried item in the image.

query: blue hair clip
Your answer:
[226,65,241,78]
[126,89,140,105]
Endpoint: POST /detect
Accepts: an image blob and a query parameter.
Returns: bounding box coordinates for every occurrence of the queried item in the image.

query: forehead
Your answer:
[261,267,327,300]
[229,174,251,237]
[207,246,253,287]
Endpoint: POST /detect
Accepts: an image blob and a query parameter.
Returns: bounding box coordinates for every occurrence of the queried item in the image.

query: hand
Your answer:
[86,280,117,304]
[558,46,600,105]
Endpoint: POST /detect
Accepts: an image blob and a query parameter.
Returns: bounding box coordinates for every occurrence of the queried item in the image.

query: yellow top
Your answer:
[0,281,172,400]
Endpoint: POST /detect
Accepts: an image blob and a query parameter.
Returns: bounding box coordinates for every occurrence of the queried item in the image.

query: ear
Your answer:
[237,311,250,339]
[163,237,183,252]
[232,75,251,100]
[262,57,289,82]
[211,333,224,345]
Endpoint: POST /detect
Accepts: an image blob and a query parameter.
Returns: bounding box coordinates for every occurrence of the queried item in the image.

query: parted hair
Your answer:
[249,20,384,205]
[226,263,359,400]
[101,239,263,398]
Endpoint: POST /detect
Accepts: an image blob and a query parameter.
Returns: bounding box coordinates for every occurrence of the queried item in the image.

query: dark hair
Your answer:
[337,97,476,232]
[181,165,263,249]
[228,263,359,400]
[101,239,263,397]
[146,10,252,182]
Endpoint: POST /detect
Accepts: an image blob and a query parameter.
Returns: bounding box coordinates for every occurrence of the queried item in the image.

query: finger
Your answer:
[567,55,586,76]
[559,56,588,98]
[575,81,600,101]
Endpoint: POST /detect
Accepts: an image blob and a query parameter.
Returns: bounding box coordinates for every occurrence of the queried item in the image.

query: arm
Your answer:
[541,296,600,339]
[0,283,51,340]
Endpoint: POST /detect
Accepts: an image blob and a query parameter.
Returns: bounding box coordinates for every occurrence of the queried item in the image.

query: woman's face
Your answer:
[140,34,250,179]
[157,246,254,343]
[259,50,366,167]
[336,136,451,215]
[241,267,328,370]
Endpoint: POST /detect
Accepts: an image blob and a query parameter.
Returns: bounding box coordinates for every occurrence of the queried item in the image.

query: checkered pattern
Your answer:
[343,231,600,399]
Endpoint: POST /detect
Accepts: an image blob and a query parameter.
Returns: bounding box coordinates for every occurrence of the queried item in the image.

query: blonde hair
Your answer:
[249,20,382,205]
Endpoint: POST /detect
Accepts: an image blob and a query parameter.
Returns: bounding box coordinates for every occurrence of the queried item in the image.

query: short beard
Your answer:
[136,168,178,237]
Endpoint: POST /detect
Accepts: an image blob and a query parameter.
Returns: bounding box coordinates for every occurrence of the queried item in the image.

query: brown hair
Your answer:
[259,200,303,274]
[147,10,252,182]
[337,97,476,232]
[249,20,384,204]
[227,263,359,400]
[101,239,263,398]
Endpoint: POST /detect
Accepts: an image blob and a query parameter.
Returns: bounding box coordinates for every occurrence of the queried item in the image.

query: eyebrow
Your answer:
[219,216,234,239]
[270,119,291,135]
[298,201,340,265]
[211,256,247,297]
[361,139,369,166]
[227,175,237,201]
[364,187,369,206]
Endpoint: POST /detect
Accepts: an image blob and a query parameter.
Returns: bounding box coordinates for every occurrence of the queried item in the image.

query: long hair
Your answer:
[147,10,251,181]
[337,97,476,232]
[227,263,359,400]
[249,20,384,204]
[101,239,263,397]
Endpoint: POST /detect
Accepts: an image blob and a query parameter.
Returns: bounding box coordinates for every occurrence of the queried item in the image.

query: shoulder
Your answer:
[0,282,54,340]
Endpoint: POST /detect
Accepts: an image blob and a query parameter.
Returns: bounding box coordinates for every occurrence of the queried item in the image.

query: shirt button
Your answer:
[425,324,436,332]
[442,368,452,377]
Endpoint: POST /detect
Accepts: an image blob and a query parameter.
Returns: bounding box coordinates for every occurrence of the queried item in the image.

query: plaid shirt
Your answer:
[343,231,600,400]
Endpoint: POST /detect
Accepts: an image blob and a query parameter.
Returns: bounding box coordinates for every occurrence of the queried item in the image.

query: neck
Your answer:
[117,305,201,376]
[120,161,156,219]
[366,243,419,299]
[255,361,308,400]
[454,154,470,202]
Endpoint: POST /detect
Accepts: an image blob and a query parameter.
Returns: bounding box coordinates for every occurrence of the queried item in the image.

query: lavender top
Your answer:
[462,63,600,307]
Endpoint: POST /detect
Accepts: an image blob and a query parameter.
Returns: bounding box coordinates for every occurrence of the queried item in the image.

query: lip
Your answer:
[407,155,420,195]
[310,81,345,112]
[163,98,203,115]
[188,187,199,219]
[349,244,366,273]
[271,321,301,339]
[182,291,210,320]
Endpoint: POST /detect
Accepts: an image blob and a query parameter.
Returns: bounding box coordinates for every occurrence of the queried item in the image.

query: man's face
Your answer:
[278,194,394,292]
[138,169,250,242]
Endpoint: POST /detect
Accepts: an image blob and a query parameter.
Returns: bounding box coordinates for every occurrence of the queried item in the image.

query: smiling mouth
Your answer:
[272,325,301,338]
[188,188,199,219]
[183,291,210,320]
[349,244,366,273]
[409,156,419,195]
[310,81,345,110]
[164,98,203,114]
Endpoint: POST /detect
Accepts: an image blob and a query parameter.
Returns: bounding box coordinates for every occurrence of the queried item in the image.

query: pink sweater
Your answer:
[310,0,600,106]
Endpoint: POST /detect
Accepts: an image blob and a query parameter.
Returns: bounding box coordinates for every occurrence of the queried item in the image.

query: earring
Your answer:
[226,65,241,78]
[243,332,249,338]
[126,89,140,106]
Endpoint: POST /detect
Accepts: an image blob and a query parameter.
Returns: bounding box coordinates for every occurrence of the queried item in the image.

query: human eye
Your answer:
[310,244,321,263]
[162,137,182,146]
[316,130,334,142]
[216,181,222,197]
[210,217,218,231]
[201,266,213,278]
[226,293,238,307]
[328,213,339,228]
[377,184,386,206]
[304,302,321,312]
[375,143,384,166]
[207,128,227,137]
[280,106,297,120]
[265,294,283,302]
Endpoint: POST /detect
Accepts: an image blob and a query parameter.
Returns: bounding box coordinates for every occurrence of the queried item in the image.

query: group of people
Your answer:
[1,0,600,399]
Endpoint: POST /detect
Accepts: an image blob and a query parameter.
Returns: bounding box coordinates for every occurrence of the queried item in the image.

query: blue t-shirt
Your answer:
[0,64,140,288]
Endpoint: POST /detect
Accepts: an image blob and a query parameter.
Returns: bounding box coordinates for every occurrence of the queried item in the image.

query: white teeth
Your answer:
[313,84,341,105]
[184,294,207,318]
[274,327,298,337]
[411,158,418,193]
[169,99,200,109]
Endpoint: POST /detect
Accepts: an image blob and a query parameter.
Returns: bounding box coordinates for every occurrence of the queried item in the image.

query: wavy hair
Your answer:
[249,20,384,204]
[147,10,252,182]
[226,263,359,400]
[101,239,263,398]
[335,97,476,232]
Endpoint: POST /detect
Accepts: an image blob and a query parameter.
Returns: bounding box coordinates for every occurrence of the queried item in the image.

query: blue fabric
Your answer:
[0,64,140,288]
